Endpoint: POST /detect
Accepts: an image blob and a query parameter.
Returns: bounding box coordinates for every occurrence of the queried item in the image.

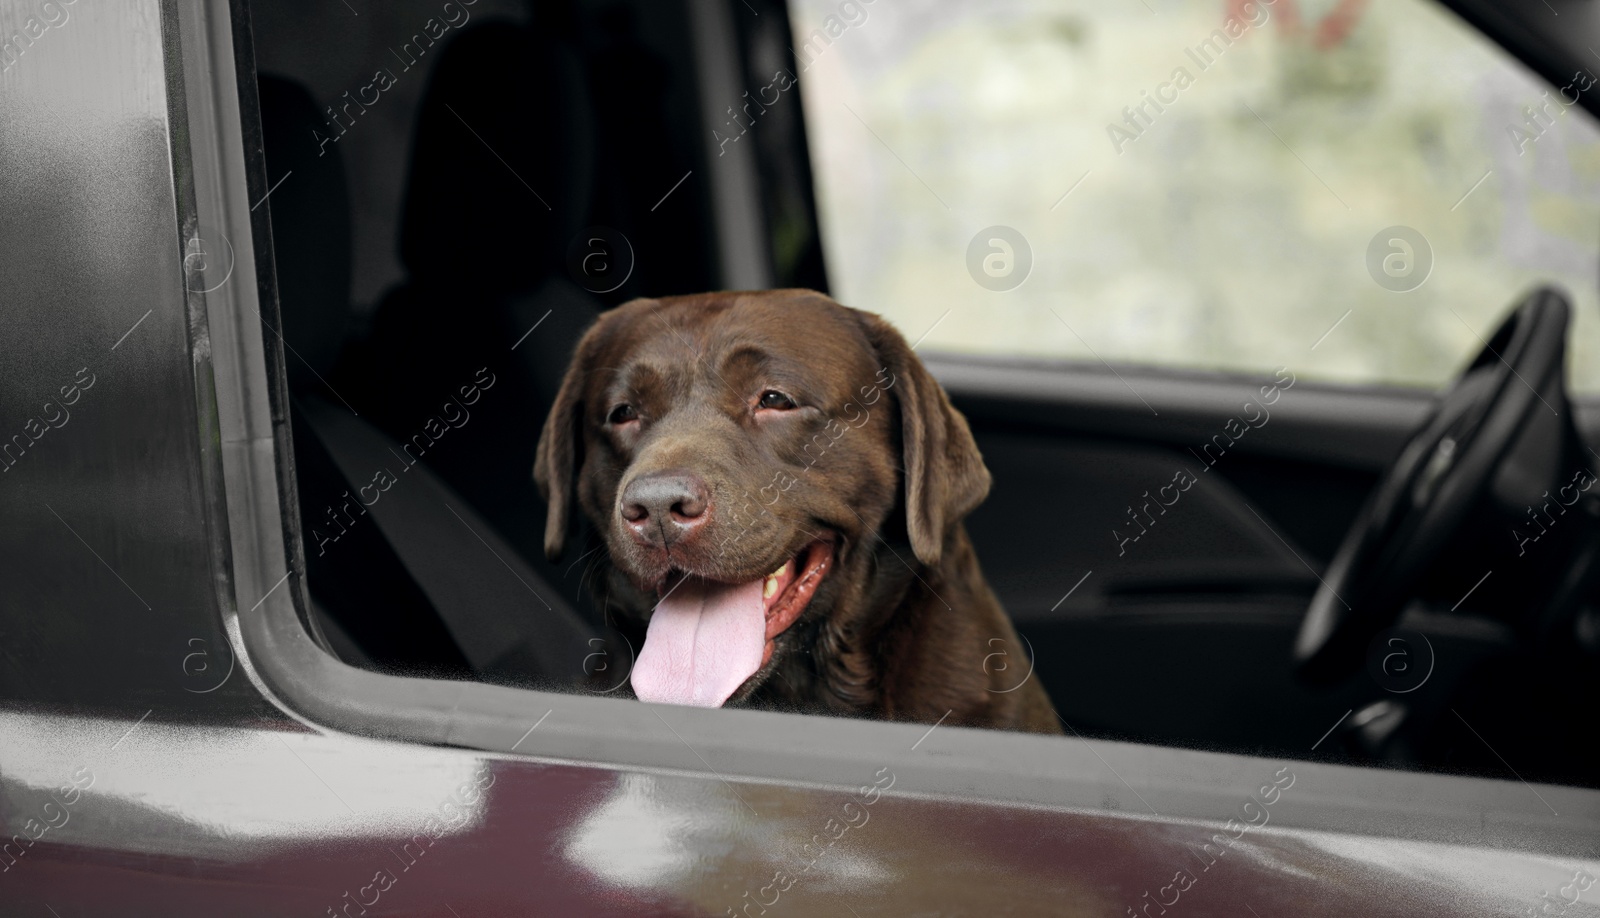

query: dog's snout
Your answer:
[621,470,711,541]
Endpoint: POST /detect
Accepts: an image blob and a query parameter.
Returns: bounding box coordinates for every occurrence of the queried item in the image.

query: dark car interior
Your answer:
[250,0,1599,789]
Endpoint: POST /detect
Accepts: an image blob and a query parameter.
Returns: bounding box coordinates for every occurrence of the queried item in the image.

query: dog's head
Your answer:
[534,290,989,707]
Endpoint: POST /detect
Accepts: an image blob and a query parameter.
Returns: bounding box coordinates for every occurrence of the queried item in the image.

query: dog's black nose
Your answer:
[621,470,710,541]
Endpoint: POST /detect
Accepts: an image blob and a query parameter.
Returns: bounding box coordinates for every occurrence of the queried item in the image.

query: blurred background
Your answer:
[791,0,1600,390]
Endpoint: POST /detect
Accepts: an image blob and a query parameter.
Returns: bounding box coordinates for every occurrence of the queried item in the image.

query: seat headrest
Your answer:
[399,22,594,296]
[258,73,353,393]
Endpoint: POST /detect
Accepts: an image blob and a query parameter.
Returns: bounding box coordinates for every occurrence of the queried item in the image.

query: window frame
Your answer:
[181,0,1600,858]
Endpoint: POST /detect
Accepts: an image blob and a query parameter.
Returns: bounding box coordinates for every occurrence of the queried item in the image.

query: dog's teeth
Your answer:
[763,562,788,600]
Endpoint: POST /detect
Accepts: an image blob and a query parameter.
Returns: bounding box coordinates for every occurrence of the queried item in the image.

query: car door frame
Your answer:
[169,0,1600,862]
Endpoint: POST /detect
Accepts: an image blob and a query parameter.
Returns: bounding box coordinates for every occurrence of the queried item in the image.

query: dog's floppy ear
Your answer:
[858,310,991,566]
[534,315,611,561]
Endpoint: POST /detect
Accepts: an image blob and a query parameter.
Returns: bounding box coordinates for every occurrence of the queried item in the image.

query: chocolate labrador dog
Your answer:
[535,289,1060,734]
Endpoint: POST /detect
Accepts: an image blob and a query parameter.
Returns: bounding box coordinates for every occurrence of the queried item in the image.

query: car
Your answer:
[2,0,1597,915]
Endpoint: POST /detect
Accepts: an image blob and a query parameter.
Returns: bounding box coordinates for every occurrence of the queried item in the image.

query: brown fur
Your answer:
[534,290,1060,734]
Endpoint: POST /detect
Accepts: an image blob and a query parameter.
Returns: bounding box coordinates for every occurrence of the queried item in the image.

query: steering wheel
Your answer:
[1294,287,1585,684]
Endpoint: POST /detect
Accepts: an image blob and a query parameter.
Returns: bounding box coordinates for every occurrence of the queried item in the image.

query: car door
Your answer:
[1,2,1596,917]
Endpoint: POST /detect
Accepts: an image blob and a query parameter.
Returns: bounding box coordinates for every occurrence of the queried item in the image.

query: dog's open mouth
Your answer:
[631,539,834,707]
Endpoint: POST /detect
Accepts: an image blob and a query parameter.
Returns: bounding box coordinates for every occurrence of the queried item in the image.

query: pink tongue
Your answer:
[631,578,767,707]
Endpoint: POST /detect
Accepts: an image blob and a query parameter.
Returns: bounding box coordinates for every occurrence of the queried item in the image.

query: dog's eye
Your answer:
[757,390,797,411]
[608,403,638,425]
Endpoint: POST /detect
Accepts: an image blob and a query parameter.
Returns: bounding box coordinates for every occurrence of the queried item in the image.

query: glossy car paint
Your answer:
[5,705,1600,917]
[1,2,1598,917]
